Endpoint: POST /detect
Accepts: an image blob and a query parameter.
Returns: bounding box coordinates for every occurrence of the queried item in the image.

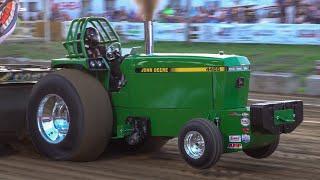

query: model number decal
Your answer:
[136,67,226,73]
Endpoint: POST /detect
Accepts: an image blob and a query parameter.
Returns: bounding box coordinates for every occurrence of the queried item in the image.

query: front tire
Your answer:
[178,119,223,169]
[27,69,113,161]
[243,135,280,159]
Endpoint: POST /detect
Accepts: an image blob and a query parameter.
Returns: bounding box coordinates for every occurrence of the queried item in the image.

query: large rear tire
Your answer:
[178,119,223,169]
[243,135,280,159]
[27,69,113,161]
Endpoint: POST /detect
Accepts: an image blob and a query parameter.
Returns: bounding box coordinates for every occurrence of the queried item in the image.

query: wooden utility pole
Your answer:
[81,0,89,17]
[44,0,51,42]
[186,0,191,43]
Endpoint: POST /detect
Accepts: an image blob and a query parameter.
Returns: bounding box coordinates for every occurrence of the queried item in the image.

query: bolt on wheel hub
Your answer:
[184,131,205,159]
[37,94,70,144]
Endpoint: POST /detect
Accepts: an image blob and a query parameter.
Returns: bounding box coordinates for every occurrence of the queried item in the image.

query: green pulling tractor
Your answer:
[0,17,303,169]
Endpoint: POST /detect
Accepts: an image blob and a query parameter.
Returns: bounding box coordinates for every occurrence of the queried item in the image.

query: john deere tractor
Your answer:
[21,16,303,169]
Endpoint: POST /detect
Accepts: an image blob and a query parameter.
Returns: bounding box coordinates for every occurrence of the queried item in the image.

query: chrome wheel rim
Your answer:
[37,94,70,144]
[184,131,205,159]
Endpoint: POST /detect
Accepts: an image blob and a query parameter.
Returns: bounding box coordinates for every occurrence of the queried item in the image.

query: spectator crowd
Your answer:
[109,0,320,24]
[19,0,320,24]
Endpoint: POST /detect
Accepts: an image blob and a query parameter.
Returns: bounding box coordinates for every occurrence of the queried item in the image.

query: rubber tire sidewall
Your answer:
[243,135,280,159]
[178,119,223,169]
[27,69,113,161]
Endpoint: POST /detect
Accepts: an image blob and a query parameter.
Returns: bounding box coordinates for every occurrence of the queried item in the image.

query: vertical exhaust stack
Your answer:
[144,21,153,55]
[135,0,159,55]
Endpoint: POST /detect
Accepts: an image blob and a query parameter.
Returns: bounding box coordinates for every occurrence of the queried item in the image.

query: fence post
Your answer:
[316,60,320,75]
[44,0,51,42]
[185,0,191,43]
[81,0,89,17]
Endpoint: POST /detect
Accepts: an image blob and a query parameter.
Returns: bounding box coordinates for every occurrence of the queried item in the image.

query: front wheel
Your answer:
[243,135,280,159]
[178,119,223,169]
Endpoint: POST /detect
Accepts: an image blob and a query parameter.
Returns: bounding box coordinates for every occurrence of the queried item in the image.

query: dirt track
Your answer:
[0,93,319,180]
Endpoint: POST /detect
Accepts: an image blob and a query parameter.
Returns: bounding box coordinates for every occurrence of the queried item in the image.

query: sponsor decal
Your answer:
[157,28,185,34]
[202,24,215,41]
[242,134,251,144]
[228,143,242,149]
[136,67,226,73]
[229,135,241,143]
[56,2,81,10]
[241,118,250,127]
[242,127,250,134]
[242,112,249,117]
[254,30,275,37]
[0,71,48,83]
[52,0,82,19]
[217,27,234,37]
[138,67,169,73]
[297,30,318,38]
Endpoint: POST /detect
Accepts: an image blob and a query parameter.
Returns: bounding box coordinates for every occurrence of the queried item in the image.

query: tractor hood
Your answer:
[121,53,251,110]
[124,53,251,72]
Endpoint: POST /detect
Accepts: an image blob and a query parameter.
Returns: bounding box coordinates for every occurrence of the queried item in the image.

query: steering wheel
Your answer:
[106,42,122,60]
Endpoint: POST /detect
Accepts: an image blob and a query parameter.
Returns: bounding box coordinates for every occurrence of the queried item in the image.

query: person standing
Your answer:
[277,0,286,23]
[285,0,296,23]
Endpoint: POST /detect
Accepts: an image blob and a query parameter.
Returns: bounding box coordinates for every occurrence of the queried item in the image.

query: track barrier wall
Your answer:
[62,22,320,45]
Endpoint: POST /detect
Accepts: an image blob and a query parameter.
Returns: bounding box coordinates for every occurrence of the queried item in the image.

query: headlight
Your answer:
[89,61,96,68]
[96,60,103,68]
[88,58,107,70]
